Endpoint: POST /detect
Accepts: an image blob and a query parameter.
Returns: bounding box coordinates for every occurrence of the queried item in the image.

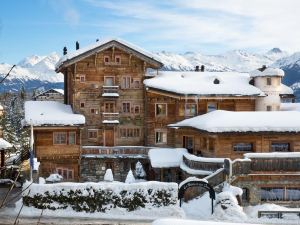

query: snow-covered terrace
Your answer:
[169,110,300,133]
[144,71,265,97]
[23,101,85,126]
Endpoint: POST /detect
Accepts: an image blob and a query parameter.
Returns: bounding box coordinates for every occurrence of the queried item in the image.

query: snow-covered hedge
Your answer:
[23,181,178,213]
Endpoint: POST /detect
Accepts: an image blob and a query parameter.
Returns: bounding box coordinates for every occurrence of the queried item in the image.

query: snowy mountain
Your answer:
[1,48,300,98]
[0,52,63,92]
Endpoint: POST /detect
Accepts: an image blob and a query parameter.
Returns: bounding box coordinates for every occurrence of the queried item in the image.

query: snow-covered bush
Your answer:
[125,170,135,184]
[213,191,247,221]
[39,177,46,184]
[103,169,114,182]
[23,181,178,213]
[45,174,63,182]
[135,161,146,179]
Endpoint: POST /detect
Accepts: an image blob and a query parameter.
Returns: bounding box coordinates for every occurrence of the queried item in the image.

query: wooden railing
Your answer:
[205,168,226,187]
[102,86,119,97]
[182,154,224,172]
[81,146,152,156]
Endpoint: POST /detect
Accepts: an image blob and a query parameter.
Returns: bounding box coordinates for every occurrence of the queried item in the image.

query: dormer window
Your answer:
[213,78,220,84]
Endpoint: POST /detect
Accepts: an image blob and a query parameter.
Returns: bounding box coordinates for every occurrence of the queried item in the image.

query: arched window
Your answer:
[213,78,220,84]
[242,187,249,202]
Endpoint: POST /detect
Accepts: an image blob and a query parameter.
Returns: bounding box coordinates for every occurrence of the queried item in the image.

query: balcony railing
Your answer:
[182,154,224,172]
[81,146,152,156]
[102,112,119,124]
[102,86,119,97]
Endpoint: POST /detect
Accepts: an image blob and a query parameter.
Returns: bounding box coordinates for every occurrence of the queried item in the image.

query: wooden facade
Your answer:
[58,42,162,147]
[33,89,64,103]
[145,90,256,147]
[173,128,300,159]
[33,127,82,181]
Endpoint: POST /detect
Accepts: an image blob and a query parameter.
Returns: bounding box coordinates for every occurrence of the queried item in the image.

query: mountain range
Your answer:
[0,48,300,100]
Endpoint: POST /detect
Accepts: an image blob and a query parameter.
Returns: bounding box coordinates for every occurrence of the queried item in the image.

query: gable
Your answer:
[56,39,163,72]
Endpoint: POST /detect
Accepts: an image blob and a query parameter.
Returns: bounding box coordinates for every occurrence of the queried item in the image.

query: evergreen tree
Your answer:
[125,170,135,183]
[135,161,146,179]
[104,169,114,182]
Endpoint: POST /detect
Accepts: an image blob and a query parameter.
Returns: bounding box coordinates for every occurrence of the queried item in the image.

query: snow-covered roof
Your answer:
[34,88,64,97]
[148,148,187,168]
[144,71,264,96]
[281,103,300,111]
[280,84,294,95]
[0,104,3,110]
[24,101,85,126]
[250,67,284,77]
[0,138,13,150]
[169,110,300,133]
[56,38,163,70]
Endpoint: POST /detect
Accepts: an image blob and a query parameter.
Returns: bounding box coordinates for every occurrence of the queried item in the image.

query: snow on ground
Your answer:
[23,101,85,126]
[144,71,264,96]
[0,138,13,150]
[169,110,300,133]
[148,148,187,168]
[281,103,300,111]
[152,219,263,225]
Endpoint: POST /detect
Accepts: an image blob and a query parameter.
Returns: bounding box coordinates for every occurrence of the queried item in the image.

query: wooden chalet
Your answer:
[23,101,85,181]
[33,88,64,103]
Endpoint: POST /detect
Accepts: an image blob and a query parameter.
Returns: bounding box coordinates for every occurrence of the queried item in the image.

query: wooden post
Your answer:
[0,151,4,168]
[160,168,163,181]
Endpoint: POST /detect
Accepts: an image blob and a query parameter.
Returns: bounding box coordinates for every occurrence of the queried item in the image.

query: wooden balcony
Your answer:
[102,112,119,124]
[81,146,152,157]
[102,86,119,97]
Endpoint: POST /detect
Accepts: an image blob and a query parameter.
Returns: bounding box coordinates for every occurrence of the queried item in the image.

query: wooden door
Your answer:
[105,129,114,146]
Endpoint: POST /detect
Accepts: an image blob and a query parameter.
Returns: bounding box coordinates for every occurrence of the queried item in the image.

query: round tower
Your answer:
[250,66,284,111]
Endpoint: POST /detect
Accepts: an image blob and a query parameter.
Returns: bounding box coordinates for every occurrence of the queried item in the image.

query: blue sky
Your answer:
[1,0,300,64]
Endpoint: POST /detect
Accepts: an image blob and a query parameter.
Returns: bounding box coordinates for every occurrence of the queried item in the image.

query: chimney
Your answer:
[96,39,99,42]
[201,65,205,72]
[195,66,200,72]
[258,65,267,72]
[63,46,68,55]
[76,41,80,50]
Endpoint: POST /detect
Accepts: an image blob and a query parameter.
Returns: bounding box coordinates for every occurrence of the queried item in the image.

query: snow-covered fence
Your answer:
[22,181,178,213]
[182,154,224,172]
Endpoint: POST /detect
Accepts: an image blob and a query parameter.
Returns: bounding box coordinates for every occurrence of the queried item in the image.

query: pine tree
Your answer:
[135,161,146,179]
[104,169,114,182]
[125,170,135,183]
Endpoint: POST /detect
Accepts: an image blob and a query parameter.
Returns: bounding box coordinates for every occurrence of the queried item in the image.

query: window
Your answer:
[267,78,272,85]
[185,104,197,117]
[119,128,141,138]
[271,142,290,152]
[155,104,167,117]
[122,102,131,113]
[79,75,85,83]
[80,102,85,108]
[90,108,99,114]
[88,130,98,139]
[56,168,74,180]
[53,132,67,144]
[104,77,114,86]
[132,79,140,89]
[134,105,140,114]
[267,105,272,111]
[183,136,194,154]
[207,102,217,113]
[68,132,76,145]
[261,187,300,201]
[121,76,131,89]
[115,56,121,64]
[105,102,115,113]
[233,143,254,152]
[104,56,110,63]
[155,130,167,144]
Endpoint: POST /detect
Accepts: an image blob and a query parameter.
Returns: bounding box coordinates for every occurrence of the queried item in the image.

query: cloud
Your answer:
[46,0,80,26]
[84,0,300,53]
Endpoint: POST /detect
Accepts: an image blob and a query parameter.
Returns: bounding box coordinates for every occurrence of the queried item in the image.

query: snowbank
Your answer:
[24,101,85,126]
[152,219,262,225]
[169,110,300,133]
[144,71,263,96]
[148,148,187,168]
[183,153,224,163]
[45,173,63,182]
